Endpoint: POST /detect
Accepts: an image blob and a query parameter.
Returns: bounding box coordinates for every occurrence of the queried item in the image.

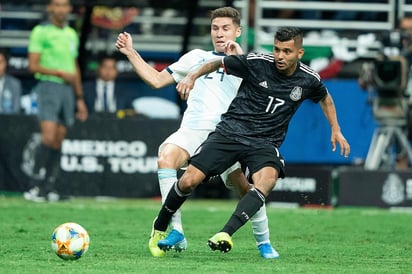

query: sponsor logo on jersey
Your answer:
[290,86,302,101]
[259,81,268,88]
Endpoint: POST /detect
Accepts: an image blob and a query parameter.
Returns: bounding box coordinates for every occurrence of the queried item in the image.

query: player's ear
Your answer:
[236,26,242,38]
[298,48,304,60]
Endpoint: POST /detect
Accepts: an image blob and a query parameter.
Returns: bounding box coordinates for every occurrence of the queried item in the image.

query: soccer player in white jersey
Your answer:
[115,7,278,259]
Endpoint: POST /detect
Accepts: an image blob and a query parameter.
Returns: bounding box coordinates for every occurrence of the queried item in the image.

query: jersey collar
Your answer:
[212,51,226,56]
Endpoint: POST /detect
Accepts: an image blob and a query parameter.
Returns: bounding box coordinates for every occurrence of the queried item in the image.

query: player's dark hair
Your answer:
[210,6,241,27]
[275,27,303,47]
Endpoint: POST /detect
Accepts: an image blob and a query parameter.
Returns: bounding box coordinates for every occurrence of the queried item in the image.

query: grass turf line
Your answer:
[0,196,411,274]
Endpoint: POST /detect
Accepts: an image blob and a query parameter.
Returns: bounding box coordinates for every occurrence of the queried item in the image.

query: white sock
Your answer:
[158,168,183,233]
[250,204,270,246]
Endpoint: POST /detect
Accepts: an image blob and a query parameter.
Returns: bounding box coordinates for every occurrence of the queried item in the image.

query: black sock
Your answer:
[31,143,53,182]
[221,188,265,236]
[44,148,61,193]
[154,182,191,231]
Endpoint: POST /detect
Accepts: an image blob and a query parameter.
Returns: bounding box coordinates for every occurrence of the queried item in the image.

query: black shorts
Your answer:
[190,132,285,179]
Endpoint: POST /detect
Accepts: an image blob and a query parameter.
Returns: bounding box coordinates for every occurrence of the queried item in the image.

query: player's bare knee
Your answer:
[157,151,181,169]
[178,177,199,192]
[157,145,188,169]
[157,154,171,168]
[180,168,205,192]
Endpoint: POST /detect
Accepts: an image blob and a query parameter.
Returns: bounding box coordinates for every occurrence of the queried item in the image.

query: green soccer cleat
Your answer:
[148,220,166,257]
[207,232,233,253]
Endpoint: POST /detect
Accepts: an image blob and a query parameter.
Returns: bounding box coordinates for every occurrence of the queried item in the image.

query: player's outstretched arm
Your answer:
[116,32,134,56]
[115,32,174,89]
[319,94,351,158]
[176,57,223,100]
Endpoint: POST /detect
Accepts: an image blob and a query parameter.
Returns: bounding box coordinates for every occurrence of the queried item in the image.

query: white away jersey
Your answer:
[167,49,242,130]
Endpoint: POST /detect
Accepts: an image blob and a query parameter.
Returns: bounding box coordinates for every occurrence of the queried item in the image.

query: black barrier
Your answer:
[0,115,39,192]
[266,165,335,206]
[339,167,412,208]
[0,115,338,200]
[0,114,180,197]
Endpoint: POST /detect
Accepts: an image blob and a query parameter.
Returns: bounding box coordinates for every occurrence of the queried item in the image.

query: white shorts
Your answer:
[158,128,211,158]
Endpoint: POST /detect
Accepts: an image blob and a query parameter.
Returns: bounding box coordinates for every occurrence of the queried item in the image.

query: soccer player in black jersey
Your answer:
[150,26,351,254]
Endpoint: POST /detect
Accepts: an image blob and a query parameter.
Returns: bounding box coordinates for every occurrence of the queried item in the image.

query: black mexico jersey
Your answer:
[215,52,328,148]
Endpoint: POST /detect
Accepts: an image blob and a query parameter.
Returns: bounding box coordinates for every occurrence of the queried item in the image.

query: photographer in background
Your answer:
[399,17,412,98]
[399,17,412,66]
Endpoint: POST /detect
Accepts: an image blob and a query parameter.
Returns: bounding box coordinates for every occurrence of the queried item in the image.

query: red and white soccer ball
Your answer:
[51,222,90,260]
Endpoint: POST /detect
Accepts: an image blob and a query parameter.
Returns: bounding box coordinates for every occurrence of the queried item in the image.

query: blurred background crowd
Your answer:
[2,0,412,204]
[2,0,412,118]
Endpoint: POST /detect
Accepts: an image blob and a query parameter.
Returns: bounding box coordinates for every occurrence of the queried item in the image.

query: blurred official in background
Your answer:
[23,0,87,202]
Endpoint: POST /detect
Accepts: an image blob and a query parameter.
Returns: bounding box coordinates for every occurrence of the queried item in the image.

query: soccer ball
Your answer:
[51,222,90,260]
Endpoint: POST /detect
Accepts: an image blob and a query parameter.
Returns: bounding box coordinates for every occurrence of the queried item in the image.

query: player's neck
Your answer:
[284,62,298,76]
[50,17,66,28]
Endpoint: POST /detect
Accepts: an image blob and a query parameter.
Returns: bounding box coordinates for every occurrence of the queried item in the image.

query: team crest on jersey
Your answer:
[289,86,302,101]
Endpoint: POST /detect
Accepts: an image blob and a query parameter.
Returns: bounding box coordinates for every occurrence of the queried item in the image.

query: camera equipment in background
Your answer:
[363,30,412,170]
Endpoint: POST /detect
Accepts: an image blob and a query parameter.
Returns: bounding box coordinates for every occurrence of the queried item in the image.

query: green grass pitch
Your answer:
[0,195,411,274]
